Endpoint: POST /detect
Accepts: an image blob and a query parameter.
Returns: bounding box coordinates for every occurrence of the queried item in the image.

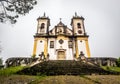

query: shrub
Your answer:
[0,66,25,76]
[116,57,120,67]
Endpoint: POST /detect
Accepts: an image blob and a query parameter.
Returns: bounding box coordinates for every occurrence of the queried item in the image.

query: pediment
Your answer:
[49,26,73,35]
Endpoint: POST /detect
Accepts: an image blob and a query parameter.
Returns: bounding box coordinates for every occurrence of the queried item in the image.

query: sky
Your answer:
[0,0,120,63]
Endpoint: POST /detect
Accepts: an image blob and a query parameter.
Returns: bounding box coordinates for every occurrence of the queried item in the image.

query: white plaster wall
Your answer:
[56,39,73,60]
[49,28,55,35]
[67,48,73,60]
[73,40,76,55]
[48,38,56,60]
[36,40,44,57]
[77,40,87,57]
[66,28,73,35]
[56,39,67,49]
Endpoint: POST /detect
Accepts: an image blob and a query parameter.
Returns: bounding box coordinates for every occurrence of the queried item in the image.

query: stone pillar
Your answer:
[85,39,91,58]
[107,59,110,66]
[33,38,38,57]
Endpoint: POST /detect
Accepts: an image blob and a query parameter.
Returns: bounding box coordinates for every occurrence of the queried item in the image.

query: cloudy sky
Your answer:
[0,0,120,62]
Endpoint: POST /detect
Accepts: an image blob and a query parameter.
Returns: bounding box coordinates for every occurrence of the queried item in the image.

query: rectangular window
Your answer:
[50,41,54,48]
[68,41,73,48]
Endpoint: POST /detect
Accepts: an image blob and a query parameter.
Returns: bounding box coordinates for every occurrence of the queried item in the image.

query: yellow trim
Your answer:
[77,37,88,40]
[75,39,79,58]
[44,39,48,58]
[34,37,46,40]
[32,39,38,57]
[57,35,68,40]
[85,39,91,58]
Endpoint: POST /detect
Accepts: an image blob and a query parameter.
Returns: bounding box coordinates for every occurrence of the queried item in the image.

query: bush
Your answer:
[0,66,25,76]
[116,57,120,67]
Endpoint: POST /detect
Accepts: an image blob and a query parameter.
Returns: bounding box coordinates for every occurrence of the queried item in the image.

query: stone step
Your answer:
[17,60,119,75]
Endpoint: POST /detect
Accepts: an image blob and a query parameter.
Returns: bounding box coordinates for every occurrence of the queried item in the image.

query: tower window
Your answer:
[68,41,73,48]
[80,40,82,42]
[40,40,42,43]
[78,30,82,34]
[41,23,45,29]
[50,41,54,48]
[77,23,81,28]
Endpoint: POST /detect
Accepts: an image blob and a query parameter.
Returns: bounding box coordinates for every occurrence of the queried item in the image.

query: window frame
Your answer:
[50,41,54,48]
[68,41,73,48]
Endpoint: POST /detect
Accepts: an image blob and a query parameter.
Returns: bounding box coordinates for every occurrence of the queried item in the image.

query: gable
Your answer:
[49,26,73,35]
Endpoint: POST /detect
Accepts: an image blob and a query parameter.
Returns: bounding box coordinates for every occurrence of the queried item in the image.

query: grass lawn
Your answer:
[0,66,26,76]
[0,66,120,84]
[0,66,46,84]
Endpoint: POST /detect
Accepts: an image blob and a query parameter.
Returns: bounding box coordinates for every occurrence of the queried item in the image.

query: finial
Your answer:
[43,12,46,17]
[75,12,77,17]
[60,18,62,21]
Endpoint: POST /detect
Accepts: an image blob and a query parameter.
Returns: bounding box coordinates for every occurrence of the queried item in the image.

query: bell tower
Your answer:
[71,12,91,58]
[32,13,50,57]
[71,12,86,36]
[36,13,50,35]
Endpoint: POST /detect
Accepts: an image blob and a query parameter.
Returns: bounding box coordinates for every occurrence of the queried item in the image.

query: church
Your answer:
[5,13,117,67]
[32,13,91,60]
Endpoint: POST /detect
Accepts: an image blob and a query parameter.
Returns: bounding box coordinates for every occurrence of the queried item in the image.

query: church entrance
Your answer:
[57,51,65,60]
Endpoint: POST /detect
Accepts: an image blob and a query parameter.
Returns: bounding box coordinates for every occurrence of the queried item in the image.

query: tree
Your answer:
[0,41,3,65]
[0,0,37,24]
[116,57,120,67]
[0,42,1,54]
[0,58,2,65]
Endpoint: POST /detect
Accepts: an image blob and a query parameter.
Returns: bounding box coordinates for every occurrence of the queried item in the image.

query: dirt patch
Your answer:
[0,75,37,84]
[0,75,120,84]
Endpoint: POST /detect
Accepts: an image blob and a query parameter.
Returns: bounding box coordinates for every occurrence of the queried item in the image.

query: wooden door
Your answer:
[57,51,65,60]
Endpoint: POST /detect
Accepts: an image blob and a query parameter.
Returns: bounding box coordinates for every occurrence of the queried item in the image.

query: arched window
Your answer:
[77,23,81,28]
[41,23,45,29]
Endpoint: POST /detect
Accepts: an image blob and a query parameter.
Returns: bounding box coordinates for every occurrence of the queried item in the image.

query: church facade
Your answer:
[32,13,91,60]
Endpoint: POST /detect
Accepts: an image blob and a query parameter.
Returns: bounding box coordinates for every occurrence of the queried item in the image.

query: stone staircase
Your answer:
[17,60,118,75]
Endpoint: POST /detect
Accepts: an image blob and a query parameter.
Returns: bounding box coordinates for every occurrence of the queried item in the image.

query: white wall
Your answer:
[36,40,44,57]
[48,37,74,60]
[77,40,87,57]
[48,38,56,60]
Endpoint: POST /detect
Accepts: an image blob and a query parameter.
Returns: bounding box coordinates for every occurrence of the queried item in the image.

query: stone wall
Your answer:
[87,57,117,67]
[5,57,38,67]
[5,57,117,67]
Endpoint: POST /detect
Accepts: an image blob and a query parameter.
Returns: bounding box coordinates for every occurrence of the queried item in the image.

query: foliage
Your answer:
[101,66,120,72]
[116,57,120,67]
[0,43,2,53]
[32,54,36,58]
[0,58,3,69]
[0,0,37,24]
[0,58,2,65]
[0,66,25,76]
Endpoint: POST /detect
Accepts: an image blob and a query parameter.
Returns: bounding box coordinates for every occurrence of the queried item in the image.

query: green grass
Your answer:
[101,66,120,72]
[0,66,26,76]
